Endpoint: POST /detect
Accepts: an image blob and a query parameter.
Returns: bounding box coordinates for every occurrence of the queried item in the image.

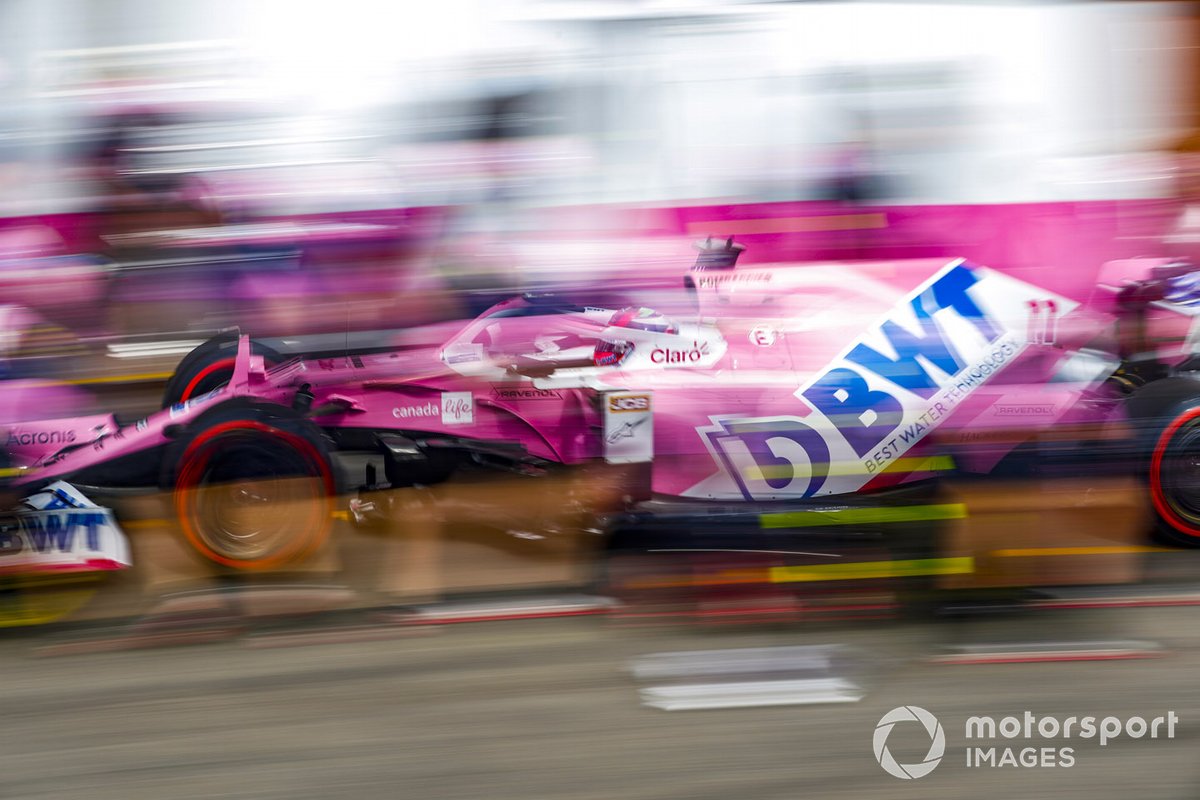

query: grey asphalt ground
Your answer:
[2,604,1200,800]
[5,378,1198,798]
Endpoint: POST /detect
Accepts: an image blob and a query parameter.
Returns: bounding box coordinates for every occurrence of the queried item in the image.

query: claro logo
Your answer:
[609,395,650,413]
[651,341,710,364]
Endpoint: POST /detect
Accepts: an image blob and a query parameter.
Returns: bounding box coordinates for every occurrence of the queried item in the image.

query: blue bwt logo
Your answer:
[700,260,1059,500]
[800,263,999,459]
[0,511,110,554]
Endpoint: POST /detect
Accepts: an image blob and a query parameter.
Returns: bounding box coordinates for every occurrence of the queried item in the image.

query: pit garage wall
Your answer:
[1183,4,1200,138]
[0,0,1196,212]
[0,198,1180,311]
[529,0,1197,206]
[0,0,1198,293]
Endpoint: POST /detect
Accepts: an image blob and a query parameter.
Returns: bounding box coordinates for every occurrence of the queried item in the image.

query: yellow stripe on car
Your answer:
[759,502,967,529]
[743,455,955,481]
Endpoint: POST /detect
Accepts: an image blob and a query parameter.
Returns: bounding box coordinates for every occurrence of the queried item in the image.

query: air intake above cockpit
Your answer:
[692,236,746,271]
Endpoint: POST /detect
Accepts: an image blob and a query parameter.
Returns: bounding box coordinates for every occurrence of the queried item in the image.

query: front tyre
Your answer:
[168,404,335,570]
[162,334,281,408]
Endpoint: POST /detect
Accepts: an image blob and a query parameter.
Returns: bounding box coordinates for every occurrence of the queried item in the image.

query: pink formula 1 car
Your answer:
[3,239,1200,576]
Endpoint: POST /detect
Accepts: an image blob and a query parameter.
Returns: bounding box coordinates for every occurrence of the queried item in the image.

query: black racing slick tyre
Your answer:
[1148,403,1200,547]
[1128,377,1200,547]
[162,334,281,408]
[165,403,334,570]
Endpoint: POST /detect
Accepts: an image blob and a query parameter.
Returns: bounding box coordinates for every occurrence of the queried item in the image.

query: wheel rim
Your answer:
[175,421,333,569]
[196,476,322,562]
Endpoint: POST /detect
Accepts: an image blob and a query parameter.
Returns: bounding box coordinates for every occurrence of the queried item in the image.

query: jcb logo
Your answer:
[609,394,650,413]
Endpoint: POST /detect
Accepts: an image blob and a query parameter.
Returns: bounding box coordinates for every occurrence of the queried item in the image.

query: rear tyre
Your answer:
[1127,377,1200,546]
[1149,404,1200,547]
[166,403,334,570]
[162,334,281,408]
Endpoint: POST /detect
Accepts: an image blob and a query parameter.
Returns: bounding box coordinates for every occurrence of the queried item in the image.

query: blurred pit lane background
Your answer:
[0,0,1196,392]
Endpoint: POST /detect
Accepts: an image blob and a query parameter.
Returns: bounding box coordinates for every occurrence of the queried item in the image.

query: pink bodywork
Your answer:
[5,251,1172,503]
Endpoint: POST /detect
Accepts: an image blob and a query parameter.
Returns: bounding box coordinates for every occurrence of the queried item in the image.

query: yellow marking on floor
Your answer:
[769,556,974,583]
[992,545,1172,558]
[59,371,174,386]
[123,519,170,530]
[625,568,770,590]
[125,511,346,530]
[760,502,967,529]
[0,574,103,627]
[686,213,888,236]
[4,573,101,589]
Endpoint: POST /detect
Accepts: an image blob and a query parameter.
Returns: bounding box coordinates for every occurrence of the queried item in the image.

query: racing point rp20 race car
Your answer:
[6,238,1200,608]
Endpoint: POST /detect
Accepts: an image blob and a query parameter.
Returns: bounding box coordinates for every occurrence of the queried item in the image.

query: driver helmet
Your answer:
[593,339,635,367]
[593,307,679,366]
[606,306,679,334]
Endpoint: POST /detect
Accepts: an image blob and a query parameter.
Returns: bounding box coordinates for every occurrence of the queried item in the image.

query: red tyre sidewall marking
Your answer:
[180,358,237,402]
[1150,407,1200,538]
[174,420,335,569]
